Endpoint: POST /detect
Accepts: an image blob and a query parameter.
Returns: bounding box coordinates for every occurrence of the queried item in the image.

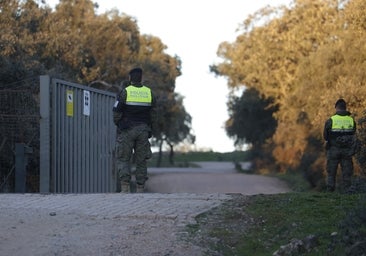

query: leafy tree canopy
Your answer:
[213,0,366,175]
[0,0,194,154]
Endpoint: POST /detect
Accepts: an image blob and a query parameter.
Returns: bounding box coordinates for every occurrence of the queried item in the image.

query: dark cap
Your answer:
[129,67,142,76]
[128,67,143,83]
[335,98,347,110]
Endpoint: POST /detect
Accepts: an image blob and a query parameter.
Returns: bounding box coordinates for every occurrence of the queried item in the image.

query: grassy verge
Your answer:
[275,171,313,192]
[186,174,366,256]
[241,193,364,255]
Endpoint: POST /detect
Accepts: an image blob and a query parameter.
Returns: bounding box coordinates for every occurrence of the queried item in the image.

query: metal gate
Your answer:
[40,76,117,193]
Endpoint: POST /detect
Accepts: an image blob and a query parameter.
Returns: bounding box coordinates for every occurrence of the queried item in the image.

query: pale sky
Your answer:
[48,0,291,152]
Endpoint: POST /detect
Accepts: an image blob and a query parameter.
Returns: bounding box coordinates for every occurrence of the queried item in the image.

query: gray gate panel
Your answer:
[40,76,117,193]
[55,79,116,193]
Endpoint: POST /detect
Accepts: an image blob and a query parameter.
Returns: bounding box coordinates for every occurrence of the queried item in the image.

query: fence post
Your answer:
[40,75,51,193]
[15,143,33,193]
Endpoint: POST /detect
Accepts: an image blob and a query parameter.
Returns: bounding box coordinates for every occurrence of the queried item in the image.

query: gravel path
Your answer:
[0,162,290,256]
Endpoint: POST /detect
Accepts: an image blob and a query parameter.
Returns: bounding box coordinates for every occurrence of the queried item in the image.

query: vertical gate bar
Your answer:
[101,95,108,192]
[93,92,98,192]
[104,96,110,191]
[72,86,76,192]
[71,86,75,192]
[109,96,116,191]
[52,81,57,192]
[73,88,79,192]
[109,96,115,192]
[57,83,61,192]
[57,82,63,193]
[101,94,106,191]
[52,81,56,192]
[77,88,82,192]
[95,93,100,192]
[110,96,114,191]
[81,89,87,192]
[97,93,101,192]
[98,93,102,192]
[96,94,101,192]
[68,85,72,192]
[94,94,99,192]
[85,95,90,192]
[107,96,112,191]
[77,89,82,193]
[55,82,60,192]
[101,96,106,191]
[66,86,72,193]
[61,84,67,193]
[90,92,95,192]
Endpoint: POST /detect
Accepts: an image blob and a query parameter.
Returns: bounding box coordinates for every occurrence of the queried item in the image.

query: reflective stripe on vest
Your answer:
[330,115,354,132]
[125,85,152,106]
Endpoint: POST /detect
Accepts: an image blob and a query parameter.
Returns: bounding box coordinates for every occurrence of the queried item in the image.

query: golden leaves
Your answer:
[216,0,366,170]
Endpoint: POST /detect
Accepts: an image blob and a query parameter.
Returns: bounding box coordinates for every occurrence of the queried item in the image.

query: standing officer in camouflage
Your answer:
[323,98,357,192]
[113,68,156,193]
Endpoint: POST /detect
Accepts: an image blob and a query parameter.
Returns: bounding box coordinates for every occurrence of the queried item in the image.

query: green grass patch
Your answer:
[240,193,360,255]
[188,192,365,256]
[275,171,313,192]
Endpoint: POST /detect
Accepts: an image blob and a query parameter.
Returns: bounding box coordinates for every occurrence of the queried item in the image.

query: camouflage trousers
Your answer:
[115,124,152,185]
[326,146,354,190]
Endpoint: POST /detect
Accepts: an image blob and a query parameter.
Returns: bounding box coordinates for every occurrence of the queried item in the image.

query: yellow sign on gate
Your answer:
[66,90,74,117]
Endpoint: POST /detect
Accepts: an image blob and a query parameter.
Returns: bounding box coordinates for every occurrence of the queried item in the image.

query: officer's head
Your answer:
[129,67,143,83]
[335,98,347,110]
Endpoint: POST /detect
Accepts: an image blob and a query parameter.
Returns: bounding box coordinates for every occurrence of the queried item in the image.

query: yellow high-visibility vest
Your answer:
[125,86,152,106]
[331,115,354,132]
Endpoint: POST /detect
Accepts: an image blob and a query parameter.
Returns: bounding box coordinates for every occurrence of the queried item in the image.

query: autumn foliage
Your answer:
[214,0,366,182]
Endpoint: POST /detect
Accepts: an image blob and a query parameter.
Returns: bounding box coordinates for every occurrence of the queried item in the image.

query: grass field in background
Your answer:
[148,150,252,167]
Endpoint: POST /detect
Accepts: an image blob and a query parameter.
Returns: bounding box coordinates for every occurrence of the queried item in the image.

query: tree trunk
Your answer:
[156,140,163,167]
[168,143,174,165]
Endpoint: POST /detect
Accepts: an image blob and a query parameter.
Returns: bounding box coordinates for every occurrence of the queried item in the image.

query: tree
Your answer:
[225,87,278,171]
[213,0,366,177]
[0,0,49,83]
[226,87,277,148]
[136,35,194,164]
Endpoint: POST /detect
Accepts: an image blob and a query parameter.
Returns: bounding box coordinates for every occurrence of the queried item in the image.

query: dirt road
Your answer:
[146,161,290,194]
[0,162,290,256]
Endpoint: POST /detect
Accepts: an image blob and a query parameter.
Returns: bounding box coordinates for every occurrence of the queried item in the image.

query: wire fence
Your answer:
[0,77,40,192]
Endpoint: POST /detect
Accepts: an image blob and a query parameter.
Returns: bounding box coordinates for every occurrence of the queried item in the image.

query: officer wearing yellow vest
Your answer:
[323,98,357,192]
[113,67,156,193]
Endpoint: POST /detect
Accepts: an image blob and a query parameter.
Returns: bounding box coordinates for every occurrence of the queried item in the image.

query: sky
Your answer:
[48,0,291,152]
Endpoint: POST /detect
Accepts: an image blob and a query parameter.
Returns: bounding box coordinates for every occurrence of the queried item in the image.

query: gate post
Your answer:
[40,75,51,193]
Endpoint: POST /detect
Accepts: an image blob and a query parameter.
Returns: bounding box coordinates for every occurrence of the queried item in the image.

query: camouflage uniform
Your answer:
[113,69,156,192]
[115,124,152,185]
[323,103,356,191]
